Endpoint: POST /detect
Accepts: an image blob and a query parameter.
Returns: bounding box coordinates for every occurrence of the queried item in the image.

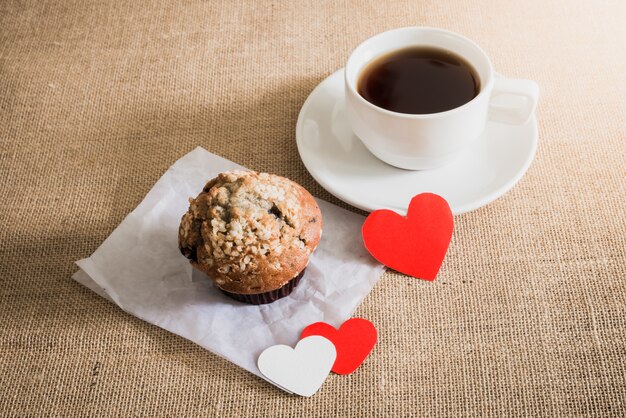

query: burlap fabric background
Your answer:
[1,0,624,416]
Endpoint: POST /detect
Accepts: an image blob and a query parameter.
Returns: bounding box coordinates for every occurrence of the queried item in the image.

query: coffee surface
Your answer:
[357,46,480,114]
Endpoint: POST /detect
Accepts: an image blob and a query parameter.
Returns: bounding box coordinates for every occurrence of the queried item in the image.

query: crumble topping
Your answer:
[178,170,318,286]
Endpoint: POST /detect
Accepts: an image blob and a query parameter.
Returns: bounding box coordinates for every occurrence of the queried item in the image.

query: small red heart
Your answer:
[362,193,453,280]
[301,318,377,375]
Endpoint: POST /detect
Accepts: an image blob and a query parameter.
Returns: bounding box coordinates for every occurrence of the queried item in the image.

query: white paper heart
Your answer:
[257,335,336,397]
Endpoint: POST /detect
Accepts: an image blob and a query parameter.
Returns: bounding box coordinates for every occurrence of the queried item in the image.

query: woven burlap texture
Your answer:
[1,0,624,416]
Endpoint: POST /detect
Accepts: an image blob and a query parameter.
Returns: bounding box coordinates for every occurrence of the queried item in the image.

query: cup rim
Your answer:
[345,26,494,119]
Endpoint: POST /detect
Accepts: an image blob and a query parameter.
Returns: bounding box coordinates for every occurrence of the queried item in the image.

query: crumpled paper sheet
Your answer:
[73,147,385,390]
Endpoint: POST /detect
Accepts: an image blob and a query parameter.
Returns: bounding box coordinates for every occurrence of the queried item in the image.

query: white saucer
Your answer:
[296,69,538,215]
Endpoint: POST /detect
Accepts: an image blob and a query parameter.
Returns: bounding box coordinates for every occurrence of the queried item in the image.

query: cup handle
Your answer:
[489,75,539,124]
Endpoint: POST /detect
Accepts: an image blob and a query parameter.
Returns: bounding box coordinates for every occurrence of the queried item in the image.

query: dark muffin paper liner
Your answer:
[219,269,305,305]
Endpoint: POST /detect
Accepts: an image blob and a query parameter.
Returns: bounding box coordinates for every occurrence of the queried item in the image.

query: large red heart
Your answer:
[301,318,377,375]
[362,193,453,280]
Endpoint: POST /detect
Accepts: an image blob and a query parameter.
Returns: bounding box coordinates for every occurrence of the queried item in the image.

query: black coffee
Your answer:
[357,46,480,114]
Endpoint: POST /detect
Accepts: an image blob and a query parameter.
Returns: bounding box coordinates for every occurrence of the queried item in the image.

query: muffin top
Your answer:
[178,170,322,294]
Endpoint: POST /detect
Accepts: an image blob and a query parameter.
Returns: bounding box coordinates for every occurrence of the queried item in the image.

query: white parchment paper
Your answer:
[73,147,385,389]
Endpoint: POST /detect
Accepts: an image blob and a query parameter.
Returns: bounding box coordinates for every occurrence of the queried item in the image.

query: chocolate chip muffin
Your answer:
[178,170,322,304]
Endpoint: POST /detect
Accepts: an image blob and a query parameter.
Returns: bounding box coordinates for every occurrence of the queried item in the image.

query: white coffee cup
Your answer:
[345,27,539,170]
